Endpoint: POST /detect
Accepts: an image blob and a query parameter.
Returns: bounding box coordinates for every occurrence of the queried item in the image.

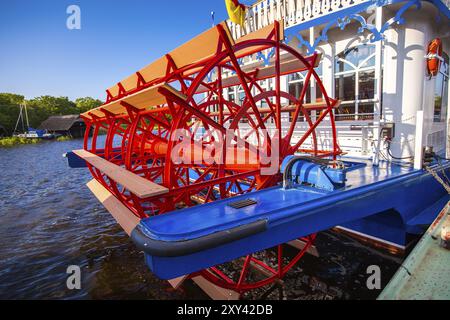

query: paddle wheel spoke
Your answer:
[198,234,316,293]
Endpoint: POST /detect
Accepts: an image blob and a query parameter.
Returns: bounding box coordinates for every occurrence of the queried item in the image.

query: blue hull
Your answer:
[131,160,450,280]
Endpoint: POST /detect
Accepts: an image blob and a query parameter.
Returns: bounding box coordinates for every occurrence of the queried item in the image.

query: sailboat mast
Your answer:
[20,104,25,132]
[24,101,30,129]
[13,104,23,134]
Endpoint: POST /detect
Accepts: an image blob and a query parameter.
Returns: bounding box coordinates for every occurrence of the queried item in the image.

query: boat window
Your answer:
[288,62,323,122]
[238,88,246,105]
[209,94,219,123]
[256,79,273,108]
[227,87,236,104]
[433,52,449,123]
[335,45,375,72]
[237,85,248,123]
[335,73,355,101]
[358,102,375,121]
[359,70,375,100]
[334,43,377,121]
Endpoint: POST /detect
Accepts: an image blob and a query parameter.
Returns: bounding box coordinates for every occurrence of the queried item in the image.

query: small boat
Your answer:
[15,128,55,139]
[13,103,55,140]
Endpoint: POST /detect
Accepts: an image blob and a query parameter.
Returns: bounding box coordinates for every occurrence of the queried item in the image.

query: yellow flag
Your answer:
[225,0,247,27]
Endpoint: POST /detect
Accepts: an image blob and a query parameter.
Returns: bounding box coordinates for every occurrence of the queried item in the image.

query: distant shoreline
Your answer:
[0,93,103,136]
[0,135,72,148]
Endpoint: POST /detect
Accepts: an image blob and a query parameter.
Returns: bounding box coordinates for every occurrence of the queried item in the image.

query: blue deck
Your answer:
[140,159,415,242]
[133,159,450,279]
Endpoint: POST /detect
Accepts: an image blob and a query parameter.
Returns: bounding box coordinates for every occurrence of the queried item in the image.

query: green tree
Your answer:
[75,97,103,113]
[0,93,103,135]
[0,93,25,134]
[26,96,78,128]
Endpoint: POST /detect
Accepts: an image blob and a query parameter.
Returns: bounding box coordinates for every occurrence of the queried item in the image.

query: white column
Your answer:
[447,74,450,159]
[310,26,316,103]
[414,110,424,169]
[281,75,289,124]
[389,13,429,159]
[372,7,384,166]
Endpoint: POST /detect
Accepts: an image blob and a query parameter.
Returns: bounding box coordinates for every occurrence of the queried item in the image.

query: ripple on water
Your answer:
[0,138,402,300]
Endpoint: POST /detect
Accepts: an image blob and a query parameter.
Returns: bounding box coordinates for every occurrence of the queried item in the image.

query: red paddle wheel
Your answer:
[81,21,341,295]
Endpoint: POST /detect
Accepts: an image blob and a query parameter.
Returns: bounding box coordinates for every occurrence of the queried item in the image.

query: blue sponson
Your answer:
[130,160,450,280]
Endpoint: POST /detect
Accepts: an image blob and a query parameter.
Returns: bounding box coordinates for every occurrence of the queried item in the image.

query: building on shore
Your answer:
[38,115,87,138]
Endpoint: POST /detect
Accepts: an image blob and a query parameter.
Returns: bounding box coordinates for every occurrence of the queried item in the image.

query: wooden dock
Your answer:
[378,201,450,300]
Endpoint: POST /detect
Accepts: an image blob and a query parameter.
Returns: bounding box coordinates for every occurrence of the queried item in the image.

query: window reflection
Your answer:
[289,82,311,103]
[434,53,449,123]
[359,70,375,100]
[228,87,235,104]
[334,43,377,121]
[335,73,355,101]
[358,103,375,120]
[288,64,322,122]
[336,104,356,121]
[335,45,375,72]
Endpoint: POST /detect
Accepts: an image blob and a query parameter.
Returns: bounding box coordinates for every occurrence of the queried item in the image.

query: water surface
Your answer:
[0,138,402,299]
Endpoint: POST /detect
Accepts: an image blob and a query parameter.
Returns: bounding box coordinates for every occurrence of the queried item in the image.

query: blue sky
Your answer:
[0,0,253,101]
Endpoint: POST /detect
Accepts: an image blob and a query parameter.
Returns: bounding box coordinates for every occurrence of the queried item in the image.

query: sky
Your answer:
[0,0,254,101]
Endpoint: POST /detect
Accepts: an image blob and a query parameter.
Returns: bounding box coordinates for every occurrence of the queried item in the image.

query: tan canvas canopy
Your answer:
[105,21,235,101]
[86,84,185,119]
[83,21,287,119]
[106,22,284,98]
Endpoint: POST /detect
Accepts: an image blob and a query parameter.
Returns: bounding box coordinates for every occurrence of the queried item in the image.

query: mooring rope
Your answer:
[424,165,450,194]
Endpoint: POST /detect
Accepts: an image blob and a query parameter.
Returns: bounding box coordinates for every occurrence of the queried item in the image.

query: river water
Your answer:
[0,138,404,300]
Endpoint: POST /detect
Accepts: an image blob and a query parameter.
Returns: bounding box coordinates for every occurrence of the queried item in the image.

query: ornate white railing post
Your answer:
[286,0,294,26]
[296,0,304,23]
[331,0,341,10]
[270,0,276,23]
[304,0,312,20]
[257,1,263,30]
[262,0,269,27]
[312,0,322,17]
[236,23,242,39]
[341,0,352,6]
[322,0,331,14]
[276,0,283,21]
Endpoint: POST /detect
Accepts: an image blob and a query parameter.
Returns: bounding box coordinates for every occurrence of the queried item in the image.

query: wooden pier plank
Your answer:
[191,276,240,300]
[87,179,140,236]
[85,83,186,119]
[288,239,320,257]
[74,149,168,198]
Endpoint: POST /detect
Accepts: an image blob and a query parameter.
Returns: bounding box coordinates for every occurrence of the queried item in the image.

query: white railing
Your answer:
[227,0,450,40]
[228,0,371,40]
